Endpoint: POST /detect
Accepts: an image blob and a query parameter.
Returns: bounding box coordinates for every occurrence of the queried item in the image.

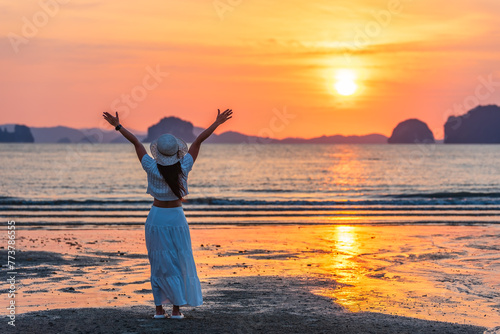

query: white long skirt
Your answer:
[144,205,203,306]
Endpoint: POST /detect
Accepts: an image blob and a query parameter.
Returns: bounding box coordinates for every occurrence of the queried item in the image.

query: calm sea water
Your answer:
[1,143,500,227]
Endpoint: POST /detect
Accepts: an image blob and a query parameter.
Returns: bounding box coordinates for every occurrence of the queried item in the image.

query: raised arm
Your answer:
[188,109,233,162]
[103,111,147,162]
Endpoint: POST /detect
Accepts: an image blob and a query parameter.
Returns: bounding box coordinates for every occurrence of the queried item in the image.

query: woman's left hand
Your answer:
[103,111,120,127]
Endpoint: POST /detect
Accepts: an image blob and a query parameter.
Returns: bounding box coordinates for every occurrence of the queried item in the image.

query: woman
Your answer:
[103,109,233,319]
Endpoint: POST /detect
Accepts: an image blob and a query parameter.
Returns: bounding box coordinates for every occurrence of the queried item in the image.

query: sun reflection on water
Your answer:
[319,226,363,286]
[335,225,356,252]
[11,225,499,327]
[315,225,369,309]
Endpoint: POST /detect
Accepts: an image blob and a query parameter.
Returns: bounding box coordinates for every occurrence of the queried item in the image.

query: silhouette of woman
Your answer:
[103,109,233,318]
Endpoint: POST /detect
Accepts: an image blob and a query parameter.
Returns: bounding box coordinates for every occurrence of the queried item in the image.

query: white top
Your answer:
[141,153,194,200]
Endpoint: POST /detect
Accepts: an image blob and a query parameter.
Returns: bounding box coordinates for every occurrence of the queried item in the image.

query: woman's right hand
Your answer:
[215,109,233,125]
[103,111,120,127]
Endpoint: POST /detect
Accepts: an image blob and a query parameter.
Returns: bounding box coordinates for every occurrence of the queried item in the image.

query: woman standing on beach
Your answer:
[103,109,233,319]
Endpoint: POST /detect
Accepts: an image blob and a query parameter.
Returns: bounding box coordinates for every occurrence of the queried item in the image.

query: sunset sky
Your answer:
[1,0,500,139]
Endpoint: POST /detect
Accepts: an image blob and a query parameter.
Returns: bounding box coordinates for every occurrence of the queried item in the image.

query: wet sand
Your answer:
[7,276,489,334]
[1,225,499,333]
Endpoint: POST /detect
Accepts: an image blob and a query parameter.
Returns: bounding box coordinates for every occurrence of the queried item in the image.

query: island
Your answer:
[0,124,34,143]
[444,105,500,143]
[143,117,196,143]
[388,119,435,144]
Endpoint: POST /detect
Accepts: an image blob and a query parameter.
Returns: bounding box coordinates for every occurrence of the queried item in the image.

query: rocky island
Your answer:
[143,116,196,143]
[388,119,435,144]
[0,124,34,142]
[444,105,500,143]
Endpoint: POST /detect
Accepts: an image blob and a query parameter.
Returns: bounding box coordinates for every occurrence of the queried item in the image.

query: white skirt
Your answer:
[144,205,203,306]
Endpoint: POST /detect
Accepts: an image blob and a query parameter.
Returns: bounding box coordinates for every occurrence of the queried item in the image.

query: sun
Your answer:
[334,69,358,96]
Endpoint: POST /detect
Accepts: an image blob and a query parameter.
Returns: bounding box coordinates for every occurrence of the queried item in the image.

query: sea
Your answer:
[2,143,500,328]
[1,143,500,227]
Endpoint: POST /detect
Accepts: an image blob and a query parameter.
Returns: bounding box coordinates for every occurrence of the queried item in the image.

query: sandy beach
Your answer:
[5,276,490,334]
[1,224,499,333]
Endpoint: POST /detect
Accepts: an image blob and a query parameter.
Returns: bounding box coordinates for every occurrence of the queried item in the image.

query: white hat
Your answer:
[150,134,188,166]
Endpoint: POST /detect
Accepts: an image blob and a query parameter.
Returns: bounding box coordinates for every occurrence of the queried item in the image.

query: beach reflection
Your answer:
[9,225,500,327]
[316,224,410,312]
[333,225,357,253]
[318,225,368,308]
[309,225,500,327]
[323,225,360,274]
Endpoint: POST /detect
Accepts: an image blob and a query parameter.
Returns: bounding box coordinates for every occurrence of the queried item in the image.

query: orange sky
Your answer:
[1,0,500,139]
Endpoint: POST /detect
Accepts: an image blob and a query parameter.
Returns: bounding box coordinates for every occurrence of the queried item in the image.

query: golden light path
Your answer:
[9,225,499,328]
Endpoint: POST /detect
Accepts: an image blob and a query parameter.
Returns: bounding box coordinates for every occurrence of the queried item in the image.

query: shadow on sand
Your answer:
[6,275,487,334]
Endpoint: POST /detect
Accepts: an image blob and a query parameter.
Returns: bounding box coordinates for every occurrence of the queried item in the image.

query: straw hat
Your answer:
[150,134,188,166]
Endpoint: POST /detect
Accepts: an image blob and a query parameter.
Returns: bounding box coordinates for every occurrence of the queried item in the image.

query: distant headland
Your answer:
[0,124,34,143]
[2,104,500,144]
[444,105,500,143]
[0,118,388,144]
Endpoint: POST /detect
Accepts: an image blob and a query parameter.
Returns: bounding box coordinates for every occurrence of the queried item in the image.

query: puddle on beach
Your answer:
[1,225,499,328]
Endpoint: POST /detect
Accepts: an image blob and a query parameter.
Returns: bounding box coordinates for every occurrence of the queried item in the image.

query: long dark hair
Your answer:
[157,162,186,199]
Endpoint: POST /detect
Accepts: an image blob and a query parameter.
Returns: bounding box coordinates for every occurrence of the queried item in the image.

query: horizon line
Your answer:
[0,122,449,141]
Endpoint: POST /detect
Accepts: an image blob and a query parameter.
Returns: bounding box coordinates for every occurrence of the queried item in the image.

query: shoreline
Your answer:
[9,221,500,230]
